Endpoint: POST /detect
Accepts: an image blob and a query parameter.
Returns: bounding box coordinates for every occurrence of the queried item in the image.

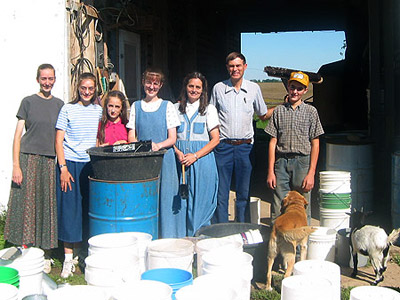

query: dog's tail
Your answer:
[387,228,400,245]
[281,226,317,242]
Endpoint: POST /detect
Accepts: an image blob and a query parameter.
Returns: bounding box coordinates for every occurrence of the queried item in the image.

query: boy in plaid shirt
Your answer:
[265,71,324,223]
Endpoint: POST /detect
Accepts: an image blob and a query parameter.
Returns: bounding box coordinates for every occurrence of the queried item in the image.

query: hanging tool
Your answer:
[179,164,189,199]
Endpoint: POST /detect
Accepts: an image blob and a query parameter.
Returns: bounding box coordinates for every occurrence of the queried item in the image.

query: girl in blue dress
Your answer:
[127,68,181,238]
[174,72,220,236]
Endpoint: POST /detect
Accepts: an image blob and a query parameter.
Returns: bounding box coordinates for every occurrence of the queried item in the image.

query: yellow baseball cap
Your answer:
[289,71,309,87]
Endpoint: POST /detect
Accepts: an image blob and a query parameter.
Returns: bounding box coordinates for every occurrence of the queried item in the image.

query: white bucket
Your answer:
[320,207,350,231]
[0,247,44,299]
[119,232,152,274]
[307,227,337,262]
[175,283,238,300]
[146,238,194,273]
[42,272,58,296]
[193,274,243,300]
[233,197,261,224]
[294,260,341,300]
[336,228,368,267]
[201,251,253,300]
[281,274,335,300]
[195,238,242,276]
[201,251,253,274]
[350,286,400,300]
[47,285,110,300]
[111,280,173,300]
[250,197,261,224]
[88,233,138,258]
[326,141,374,212]
[201,263,253,282]
[195,273,248,300]
[319,171,351,193]
[85,252,140,288]
[0,283,18,300]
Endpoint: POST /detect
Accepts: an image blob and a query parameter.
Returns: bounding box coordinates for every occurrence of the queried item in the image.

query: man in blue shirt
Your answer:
[210,52,273,223]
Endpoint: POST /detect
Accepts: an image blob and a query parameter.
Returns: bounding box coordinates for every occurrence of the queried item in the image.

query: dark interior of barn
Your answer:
[88,0,400,229]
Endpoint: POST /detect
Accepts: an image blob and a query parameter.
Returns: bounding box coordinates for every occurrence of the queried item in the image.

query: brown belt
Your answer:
[277,153,307,159]
[222,139,252,145]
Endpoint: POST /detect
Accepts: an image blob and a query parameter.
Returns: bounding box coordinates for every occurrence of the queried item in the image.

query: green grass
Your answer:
[0,211,6,250]
[252,284,357,300]
[257,82,314,103]
[0,212,86,286]
[393,253,400,266]
[47,258,87,286]
[0,211,12,250]
[250,274,283,300]
[251,289,280,300]
[47,258,87,285]
[254,115,269,131]
[341,286,354,300]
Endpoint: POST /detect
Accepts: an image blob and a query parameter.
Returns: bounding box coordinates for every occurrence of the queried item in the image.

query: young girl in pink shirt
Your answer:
[97,90,129,146]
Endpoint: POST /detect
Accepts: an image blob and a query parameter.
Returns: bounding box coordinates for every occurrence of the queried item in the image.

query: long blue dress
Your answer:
[135,100,183,238]
[175,104,218,236]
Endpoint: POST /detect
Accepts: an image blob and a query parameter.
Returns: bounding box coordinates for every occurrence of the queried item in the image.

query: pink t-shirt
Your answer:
[98,120,128,145]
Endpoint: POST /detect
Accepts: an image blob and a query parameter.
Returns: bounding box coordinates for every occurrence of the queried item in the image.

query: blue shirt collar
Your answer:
[225,78,248,94]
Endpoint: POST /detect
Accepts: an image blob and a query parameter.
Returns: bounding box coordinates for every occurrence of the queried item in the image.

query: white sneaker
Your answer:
[44,258,54,274]
[60,257,78,279]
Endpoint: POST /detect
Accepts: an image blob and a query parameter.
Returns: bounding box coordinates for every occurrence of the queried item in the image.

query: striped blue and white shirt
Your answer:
[56,103,102,162]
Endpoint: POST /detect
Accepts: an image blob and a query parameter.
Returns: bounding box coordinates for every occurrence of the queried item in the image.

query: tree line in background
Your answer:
[250,79,280,83]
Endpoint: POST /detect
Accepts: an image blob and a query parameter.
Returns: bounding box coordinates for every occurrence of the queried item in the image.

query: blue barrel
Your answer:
[89,177,159,238]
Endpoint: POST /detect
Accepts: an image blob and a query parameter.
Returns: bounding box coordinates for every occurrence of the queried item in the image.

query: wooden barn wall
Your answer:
[195,6,241,92]
[91,0,400,218]
[94,0,369,130]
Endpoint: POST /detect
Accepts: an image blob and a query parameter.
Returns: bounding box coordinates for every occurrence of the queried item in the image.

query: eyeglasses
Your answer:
[144,81,161,87]
[289,85,305,91]
[79,86,95,93]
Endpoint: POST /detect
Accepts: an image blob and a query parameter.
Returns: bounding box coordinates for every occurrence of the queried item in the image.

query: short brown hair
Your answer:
[36,63,55,80]
[225,52,246,65]
[142,68,165,84]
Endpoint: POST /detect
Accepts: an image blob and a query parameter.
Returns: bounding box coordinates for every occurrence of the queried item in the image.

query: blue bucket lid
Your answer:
[141,268,193,287]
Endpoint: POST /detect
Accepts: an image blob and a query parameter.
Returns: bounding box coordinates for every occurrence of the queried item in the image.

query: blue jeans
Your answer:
[212,142,253,223]
[272,155,311,224]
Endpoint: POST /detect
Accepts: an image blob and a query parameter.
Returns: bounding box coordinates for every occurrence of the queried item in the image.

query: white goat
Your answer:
[349,211,400,285]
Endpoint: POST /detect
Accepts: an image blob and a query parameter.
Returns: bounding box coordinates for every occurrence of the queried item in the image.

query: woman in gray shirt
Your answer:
[4,64,64,272]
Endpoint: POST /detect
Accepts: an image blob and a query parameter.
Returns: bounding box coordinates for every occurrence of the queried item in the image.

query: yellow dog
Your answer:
[266,191,316,290]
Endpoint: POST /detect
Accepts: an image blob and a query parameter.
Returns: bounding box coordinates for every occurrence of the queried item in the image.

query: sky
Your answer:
[241,31,346,81]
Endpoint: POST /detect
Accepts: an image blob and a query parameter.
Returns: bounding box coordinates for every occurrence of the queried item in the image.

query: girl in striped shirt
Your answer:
[55,72,102,278]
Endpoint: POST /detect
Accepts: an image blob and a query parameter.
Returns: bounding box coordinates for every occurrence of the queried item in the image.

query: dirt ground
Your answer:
[227,136,400,290]
[228,192,400,290]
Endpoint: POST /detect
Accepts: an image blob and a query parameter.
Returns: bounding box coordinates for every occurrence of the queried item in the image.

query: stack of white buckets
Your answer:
[280,171,352,300]
[306,171,352,262]
[319,171,351,230]
[0,247,45,299]
[81,232,252,300]
[189,237,252,300]
[73,232,187,299]
[0,283,19,300]
[307,170,368,267]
